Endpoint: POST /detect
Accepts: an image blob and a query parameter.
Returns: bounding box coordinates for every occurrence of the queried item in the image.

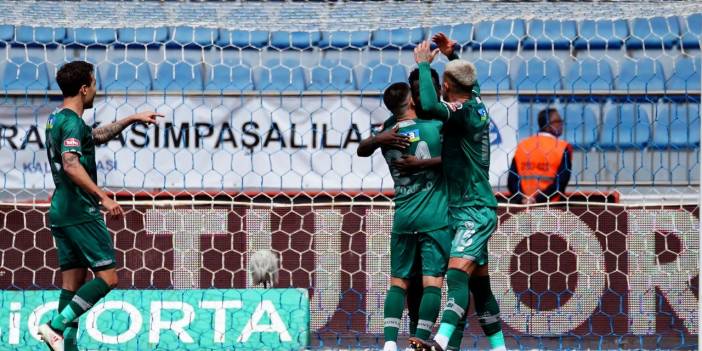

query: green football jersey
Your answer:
[380,117,449,234]
[417,62,497,209]
[46,108,102,227]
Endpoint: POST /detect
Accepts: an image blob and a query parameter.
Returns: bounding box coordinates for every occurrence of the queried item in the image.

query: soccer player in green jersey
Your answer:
[410,37,506,351]
[38,61,162,351]
[359,82,452,351]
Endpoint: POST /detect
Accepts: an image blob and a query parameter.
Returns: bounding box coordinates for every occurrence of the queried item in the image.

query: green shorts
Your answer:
[390,227,452,279]
[449,206,497,266]
[51,219,116,272]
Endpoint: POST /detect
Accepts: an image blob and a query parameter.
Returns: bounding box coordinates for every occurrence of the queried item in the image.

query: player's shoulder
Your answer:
[381,115,397,131]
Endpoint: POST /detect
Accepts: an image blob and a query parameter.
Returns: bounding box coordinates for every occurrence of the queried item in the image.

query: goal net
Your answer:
[0,1,699,350]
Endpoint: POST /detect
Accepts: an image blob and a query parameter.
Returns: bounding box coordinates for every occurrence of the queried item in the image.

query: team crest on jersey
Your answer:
[64,138,80,147]
[400,129,420,142]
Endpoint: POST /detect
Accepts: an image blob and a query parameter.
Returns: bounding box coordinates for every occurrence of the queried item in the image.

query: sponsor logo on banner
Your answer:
[63,138,80,147]
[0,96,517,189]
[0,289,309,350]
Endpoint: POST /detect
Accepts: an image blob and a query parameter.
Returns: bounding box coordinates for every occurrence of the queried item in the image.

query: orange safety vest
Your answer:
[514,133,570,201]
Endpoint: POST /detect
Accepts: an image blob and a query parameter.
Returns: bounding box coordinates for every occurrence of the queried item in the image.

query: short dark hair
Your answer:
[56,61,94,98]
[383,82,411,116]
[408,67,440,113]
[538,108,559,130]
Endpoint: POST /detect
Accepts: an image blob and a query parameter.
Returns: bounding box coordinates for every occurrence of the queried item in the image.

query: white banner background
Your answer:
[0,96,517,191]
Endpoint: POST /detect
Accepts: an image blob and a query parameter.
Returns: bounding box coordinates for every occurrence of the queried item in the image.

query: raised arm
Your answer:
[414,41,450,121]
[92,111,163,145]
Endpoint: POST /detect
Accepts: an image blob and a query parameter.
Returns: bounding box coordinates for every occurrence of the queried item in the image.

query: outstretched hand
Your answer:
[393,155,423,175]
[131,111,164,125]
[414,40,440,64]
[432,32,456,57]
[375,126,410,150]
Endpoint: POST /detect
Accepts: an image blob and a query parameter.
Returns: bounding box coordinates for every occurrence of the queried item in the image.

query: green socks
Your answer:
[470,275,505,350]
[51,278,112,332]
[434,269,470,349]
[415,286,442,341]
[58,289,79,351]
[383,285,406,343]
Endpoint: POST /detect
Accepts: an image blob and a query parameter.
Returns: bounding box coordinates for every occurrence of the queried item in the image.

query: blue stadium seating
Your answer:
[169,27,218,48]
[204,63,253,91]
[101,60,152,92]
[681,14,702,49]
[652,104,700,149]
[615,57,666,97]
[2,57,50,91]
[356,59,407,91]
[523,20,577,50]
[370,28,425,49]
[573,19,629,50]
[117,27,169,46]
[472,19,526,50]
[14,26,66,46]
[474,58,510,92]
[667,56,701,100]
[0,25,13,44]
[427,24,472,47]
[255,59,306,91]
[308,59,355,91]
[563,104,598,150]
[64,28,117,46]
[515,58,562,97]
[152,61,203,91]
[216,30,269,48]
[318,31,371,49]
[626,16,681,50]
[564,58,614,97]
[599,104,650,150]
[270,31,321,50]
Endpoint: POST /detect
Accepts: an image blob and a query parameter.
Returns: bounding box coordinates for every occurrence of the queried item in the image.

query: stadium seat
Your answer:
[667,56,701,99]
[254,59,306,91]
[0,25,14,44]
[681,13,702,50]
[270,31,321,50]
[651,104,700,149]
[564,58,614,98]
[308,59,355,92]
[428,24,472,48]
[2,56,50,91]
[563,104,599,150]
[514,58,562,98]
[599,104,650,150]
[13,26,66,46]
[117,27,169,46]
[356,59,407,91]
[204,63,253,91]
[101,60,152,92]
[615,57,666,98]
[472,19,526,50]
[318,31,371,49]
[370,27,425,49]
[216,29,269,49]
[474,58,510,92]
[63,28,117,46]
[152,61,203,91]
[573,19,629,50]
[626,16,681,50]
[168,27,218,48]
[523,20,577,50]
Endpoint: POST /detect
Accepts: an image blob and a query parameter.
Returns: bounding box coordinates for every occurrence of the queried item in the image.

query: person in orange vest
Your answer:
[508,108,572,204]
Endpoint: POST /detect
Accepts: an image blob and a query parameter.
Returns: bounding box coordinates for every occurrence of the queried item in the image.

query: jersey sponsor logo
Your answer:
[400,129,420,142]
[63,138,80,147]
[478,107,488,121]
[46,116,54,130]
